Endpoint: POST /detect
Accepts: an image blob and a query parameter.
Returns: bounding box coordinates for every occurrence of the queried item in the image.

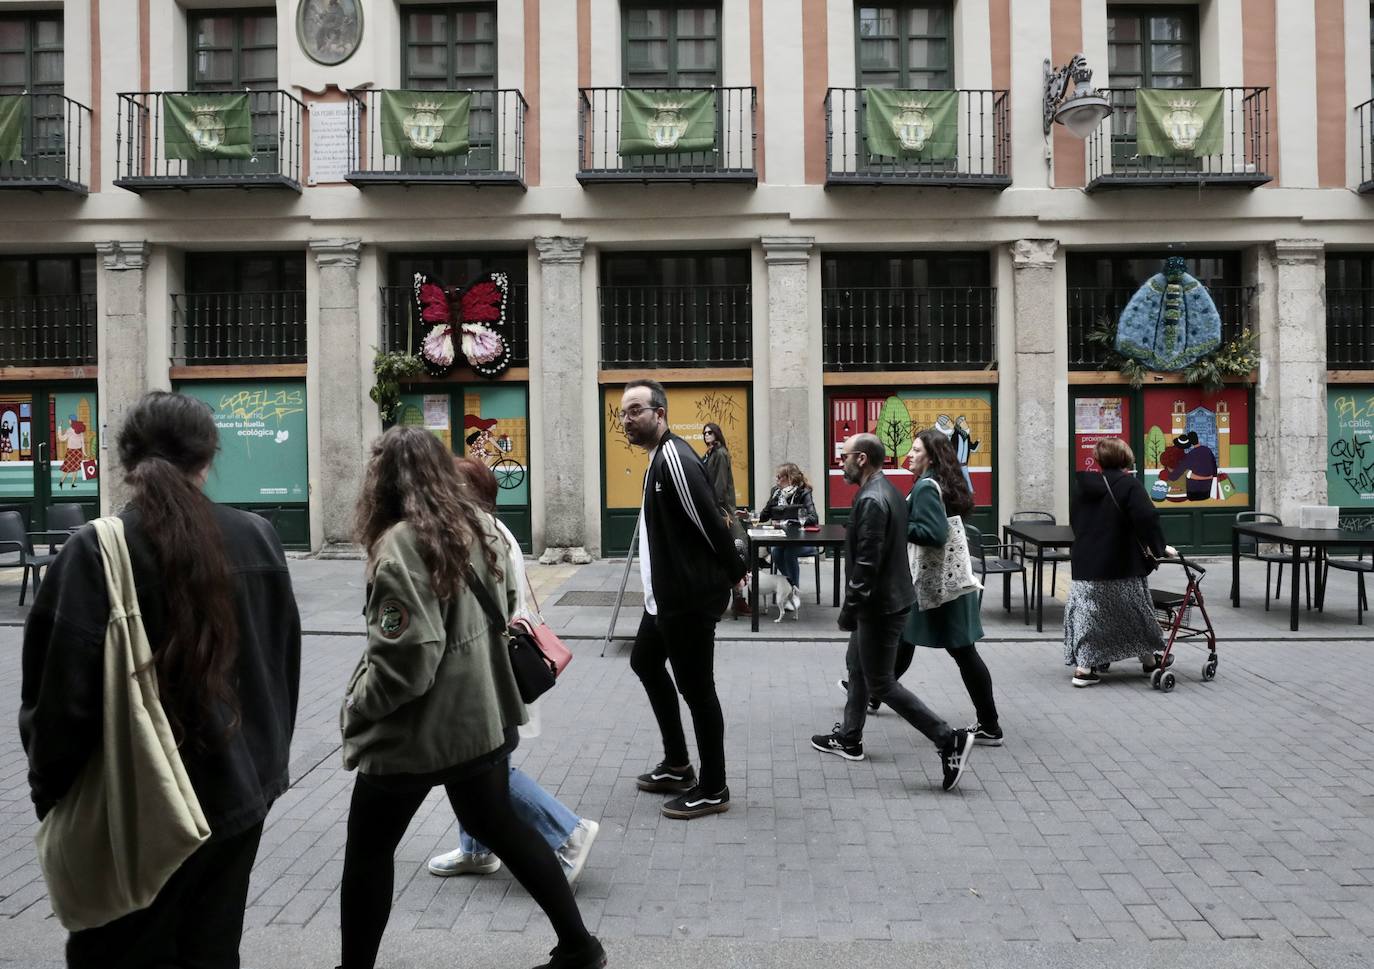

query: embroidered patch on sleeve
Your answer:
[378,599,409,639]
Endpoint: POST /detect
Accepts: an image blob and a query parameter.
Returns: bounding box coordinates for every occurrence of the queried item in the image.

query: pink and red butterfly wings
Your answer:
[412,271,513,379]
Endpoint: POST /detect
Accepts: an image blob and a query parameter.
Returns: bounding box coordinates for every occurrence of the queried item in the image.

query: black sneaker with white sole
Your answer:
[837,679,881,714]
[635,761,696,793]
[1071,669,1101,687]
[660,785,730,819]
[811,725,865,761]
[940,728,975,792]
[968,722,1003,746]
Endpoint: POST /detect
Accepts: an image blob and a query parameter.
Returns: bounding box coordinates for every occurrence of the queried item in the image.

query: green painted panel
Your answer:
[1327,387,1374,507]
[179,382,309,506]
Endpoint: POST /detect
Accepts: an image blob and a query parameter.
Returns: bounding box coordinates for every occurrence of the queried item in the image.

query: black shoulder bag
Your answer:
[1100,472,1159,571]
[464,571,556,704]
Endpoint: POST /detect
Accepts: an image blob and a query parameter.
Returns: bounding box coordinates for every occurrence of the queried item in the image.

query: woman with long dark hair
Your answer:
[341,426,604,969]
[702,422,749,616]
[900,428,1004,745]
[21,391,301,967]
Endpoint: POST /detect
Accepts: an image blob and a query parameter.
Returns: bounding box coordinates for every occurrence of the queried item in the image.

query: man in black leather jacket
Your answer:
[811,433,975,792]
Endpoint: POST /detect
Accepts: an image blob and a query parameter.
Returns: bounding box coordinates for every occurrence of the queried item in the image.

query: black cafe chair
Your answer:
[1235,511,1312,611]
[966,523,1029,623]
[0,510,58,605]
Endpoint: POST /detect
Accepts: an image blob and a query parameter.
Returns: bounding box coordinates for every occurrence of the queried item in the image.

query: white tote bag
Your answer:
[908,478,982,612]
[35,517,210,930]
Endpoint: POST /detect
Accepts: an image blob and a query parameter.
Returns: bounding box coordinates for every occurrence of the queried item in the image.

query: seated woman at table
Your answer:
[758,463,819,589]
[1064,437,1177,688]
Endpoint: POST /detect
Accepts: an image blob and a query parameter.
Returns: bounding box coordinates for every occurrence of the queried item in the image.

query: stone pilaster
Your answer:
[310,238,365,556]
[95,241,150,515]
[1010,239,1059,513]
[761,236,816,477]
[1259,240,1327,524]
[535,236,591,565]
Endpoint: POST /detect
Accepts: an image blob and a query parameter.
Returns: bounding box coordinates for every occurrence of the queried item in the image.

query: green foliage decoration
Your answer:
[370,349,425,425]
[1086,318,1258,393]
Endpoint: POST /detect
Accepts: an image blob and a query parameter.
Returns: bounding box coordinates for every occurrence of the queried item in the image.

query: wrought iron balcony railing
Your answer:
[115,90,304,192]
[171,291,307,365]
[599,284,752,368]
[1327,288,1374,367]
[1085,87,1271,191]
[578,87,757,184]
[379,284,530,368]
[822,286,996,371]
[824,88,1010,188]
[0,294,96,367]
[1358,99,1374,194]
[1067,285,1253,370]
[345,88,527,187]
[0,93,91,193]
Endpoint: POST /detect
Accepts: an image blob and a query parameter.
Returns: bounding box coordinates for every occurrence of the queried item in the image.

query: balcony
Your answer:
[379,284,530,368]
[599,285,752,368]
[1067,285,1253,370]
[1358,99,1374,194]
[822,287,996,371]
[114,90,303,192]
[824,89,1010,189]
[1327,289,1374,368]
[1085,87,1271,192]
[0,93,91,194]
[578,87,757,184]
[345,88,527,188]
[0,294,95,367]
[171,291,307,365]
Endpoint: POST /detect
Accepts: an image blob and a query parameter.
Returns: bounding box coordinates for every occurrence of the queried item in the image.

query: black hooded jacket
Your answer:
[1070,470,1167,580]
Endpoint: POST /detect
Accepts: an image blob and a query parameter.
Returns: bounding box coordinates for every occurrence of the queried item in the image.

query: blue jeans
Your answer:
[770,545,816,588]
[461,766,579,854]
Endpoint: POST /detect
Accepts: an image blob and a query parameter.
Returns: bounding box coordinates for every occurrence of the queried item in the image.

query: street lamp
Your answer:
[1043,53,1112,138]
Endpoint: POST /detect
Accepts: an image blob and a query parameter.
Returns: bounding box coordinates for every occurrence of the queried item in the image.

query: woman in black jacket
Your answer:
[20,391,302,967]
[758,463,819,590]
[1064,437,1176,687]
[703,423,749,615]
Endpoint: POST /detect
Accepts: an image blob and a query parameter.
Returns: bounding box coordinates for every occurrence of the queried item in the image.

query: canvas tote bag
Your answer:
[908,478,982,612]
[35,517,210,931]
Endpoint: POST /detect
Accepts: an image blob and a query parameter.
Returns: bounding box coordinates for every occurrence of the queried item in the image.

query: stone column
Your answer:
[1259,240,1327,523]
[1010,239,1059,513]
[535,236,591,565]
[95,240,149,515]
[761,236,816,475]
[310,238,365,556]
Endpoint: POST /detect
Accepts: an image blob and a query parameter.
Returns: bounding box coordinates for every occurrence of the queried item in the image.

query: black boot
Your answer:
[532,937,607,969]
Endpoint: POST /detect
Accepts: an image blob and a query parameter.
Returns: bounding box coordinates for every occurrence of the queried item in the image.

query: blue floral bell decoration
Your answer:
[1114,257,1222,371]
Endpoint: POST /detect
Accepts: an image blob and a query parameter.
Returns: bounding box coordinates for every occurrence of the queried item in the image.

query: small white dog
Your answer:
[755,572,801,623]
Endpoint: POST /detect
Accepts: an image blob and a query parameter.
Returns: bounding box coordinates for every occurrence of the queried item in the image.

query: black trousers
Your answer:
[894,640,1000,731]
[66,821,264,969]
[340,758,591,969]
[840,608,956,750]
[629,609,728,792]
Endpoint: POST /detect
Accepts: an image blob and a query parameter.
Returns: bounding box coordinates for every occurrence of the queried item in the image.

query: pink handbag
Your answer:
[516,573,573,677]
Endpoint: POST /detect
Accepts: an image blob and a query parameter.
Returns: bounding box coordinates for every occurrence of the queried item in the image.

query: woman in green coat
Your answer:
[901,428,1003,746]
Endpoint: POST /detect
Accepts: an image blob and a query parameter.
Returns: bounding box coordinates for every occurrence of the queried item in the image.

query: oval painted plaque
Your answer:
[296,0,363,67]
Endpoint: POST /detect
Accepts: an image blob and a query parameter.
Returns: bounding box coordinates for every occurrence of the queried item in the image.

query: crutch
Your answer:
[602,517,639,657]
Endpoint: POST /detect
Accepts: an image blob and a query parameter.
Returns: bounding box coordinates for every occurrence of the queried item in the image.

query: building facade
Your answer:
[1,0,1371,556]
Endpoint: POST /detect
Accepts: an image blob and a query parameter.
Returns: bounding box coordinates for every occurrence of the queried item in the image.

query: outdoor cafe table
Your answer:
[746,523,848,633]
[1231,522,1374,631]
[1001,522,1076,633]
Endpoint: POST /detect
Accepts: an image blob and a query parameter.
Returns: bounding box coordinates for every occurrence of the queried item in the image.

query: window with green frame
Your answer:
[401,5,496,90]
[622,4,720,87]
[855,3,952,90]
[188,10,278,164]
[0,14,65,175]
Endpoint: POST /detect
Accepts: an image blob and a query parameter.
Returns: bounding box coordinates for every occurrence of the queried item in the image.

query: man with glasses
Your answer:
[811,434,975,792]
[619,379,746,819]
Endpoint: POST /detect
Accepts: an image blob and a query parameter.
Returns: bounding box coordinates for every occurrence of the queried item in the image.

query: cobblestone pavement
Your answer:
[2,555,1373,968]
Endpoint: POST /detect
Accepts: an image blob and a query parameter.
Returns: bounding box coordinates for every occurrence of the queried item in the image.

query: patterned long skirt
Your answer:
[1063,577,1164,668]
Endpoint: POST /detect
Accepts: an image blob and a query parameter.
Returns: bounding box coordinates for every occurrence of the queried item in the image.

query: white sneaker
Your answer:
[556,818,600,886]
[427,848,501,877]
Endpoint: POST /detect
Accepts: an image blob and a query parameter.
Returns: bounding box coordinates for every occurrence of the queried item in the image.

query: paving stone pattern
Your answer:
[2,603,1373,967]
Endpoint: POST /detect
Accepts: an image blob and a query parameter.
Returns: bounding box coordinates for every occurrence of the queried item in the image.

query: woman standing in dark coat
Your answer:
[703,423,749,615]
[1064,437,1176,687]
[901,429,1003,746]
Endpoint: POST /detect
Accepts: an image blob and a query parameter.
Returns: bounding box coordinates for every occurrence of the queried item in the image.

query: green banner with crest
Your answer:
[1135,88,1224,158]
[163,93,253,159]
[380,90,471,157]
[618,89,716,155]
[863,88,958,160]
[0,95,28,161]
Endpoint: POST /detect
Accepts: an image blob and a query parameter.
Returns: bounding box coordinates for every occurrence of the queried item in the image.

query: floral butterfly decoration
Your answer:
[413,271,512,379]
